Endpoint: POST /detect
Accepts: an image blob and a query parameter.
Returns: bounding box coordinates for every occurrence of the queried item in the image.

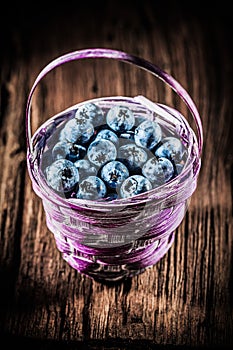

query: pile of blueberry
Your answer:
[42,102,187,201]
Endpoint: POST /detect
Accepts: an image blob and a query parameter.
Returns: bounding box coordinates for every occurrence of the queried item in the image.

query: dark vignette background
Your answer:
[0,0,232,49]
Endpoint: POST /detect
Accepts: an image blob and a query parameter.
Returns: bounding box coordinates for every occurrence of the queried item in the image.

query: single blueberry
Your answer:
[74,159,97,179]
[100,160,129,189]
[118,143,148,171]
[106,105,135,132]
[76,176,106,200]
[52,140,86,162]
[87,139,117,167]
[45,159,79,193]
[120,175,152,198]
[134,120,162,150]
[75,102,104,126]
[154,136,184,162]
[95,129,119,146]
[59,118,94,144]
[142,156,174,185]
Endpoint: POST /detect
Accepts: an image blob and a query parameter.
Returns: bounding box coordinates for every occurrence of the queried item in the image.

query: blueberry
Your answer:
[100,160,129,189]
[75,102,104,126]
[45,159,79,193]
[95,129,119,146]
[106,105,135,132]
[52,140,86,162]
[120,175,152,198]
[154,136,184,162]
[142,156,174,185]
[59,118,94,144]
[76,176,106,200]
[118,143,148,172]
[74,159,97,179]
[134,120,162,150]
[87,139,117,167]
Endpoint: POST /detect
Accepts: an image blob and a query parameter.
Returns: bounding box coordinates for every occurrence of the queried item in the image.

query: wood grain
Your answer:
[0,1,233,348]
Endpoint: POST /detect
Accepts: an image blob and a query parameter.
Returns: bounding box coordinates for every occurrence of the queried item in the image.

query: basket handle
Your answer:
[26,48,203,156]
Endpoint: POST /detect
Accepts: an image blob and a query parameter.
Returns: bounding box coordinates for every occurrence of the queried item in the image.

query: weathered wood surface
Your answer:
[0,1,232,348]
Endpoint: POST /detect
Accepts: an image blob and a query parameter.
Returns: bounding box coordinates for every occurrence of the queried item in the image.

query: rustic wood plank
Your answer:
[0,1,232,348]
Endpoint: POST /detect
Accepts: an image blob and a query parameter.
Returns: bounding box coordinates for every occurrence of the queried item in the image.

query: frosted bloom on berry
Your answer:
[120,175,152,198]
[95,129,119,146]
[87,139,117,167]
[106,105,135,132]
[59,118,94,144]
[74,159,97,179]
[155,136,184,162]
[101,160,129,189]
[75,102,104,126]
[118,143,147,171]
[142,157,174,185]
[45,159,79,193]
[134,120,162,150]
[76,176,106,200]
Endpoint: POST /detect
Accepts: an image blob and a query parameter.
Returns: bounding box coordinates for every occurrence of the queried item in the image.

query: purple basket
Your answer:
[26,48,203,282]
